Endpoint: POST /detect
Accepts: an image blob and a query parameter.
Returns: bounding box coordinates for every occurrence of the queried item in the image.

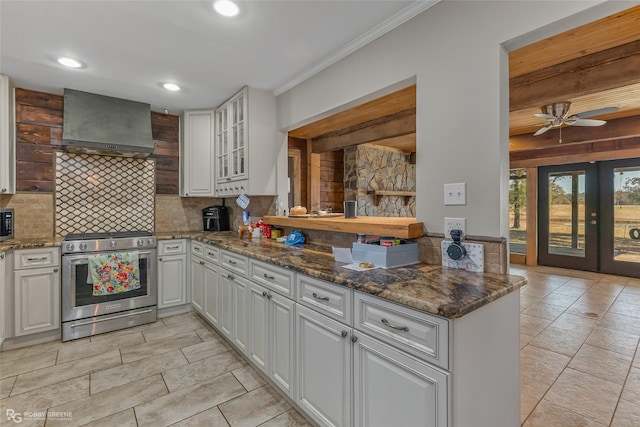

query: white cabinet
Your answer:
[181,109,216,197]
[353,332,448,427]
[158,240,187,309]
[191,242,220,326]
[190,256,205,314]
[204,262,220,327]
[248,281,295,399]
[0,252,5,345]
[296,304,352,427]
[214,87,277,197]
[14,248,60,336]
[219,268,234,339]
[0,74,16,195]
[232,273,249,353]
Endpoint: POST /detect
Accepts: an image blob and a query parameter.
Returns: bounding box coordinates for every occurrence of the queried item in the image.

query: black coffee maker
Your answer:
[202,204,230,232]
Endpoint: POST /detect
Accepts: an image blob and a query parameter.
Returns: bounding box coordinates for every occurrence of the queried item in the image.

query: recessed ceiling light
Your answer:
[162,83,181,92]
[213,0,239,17]
[57,57,83,68]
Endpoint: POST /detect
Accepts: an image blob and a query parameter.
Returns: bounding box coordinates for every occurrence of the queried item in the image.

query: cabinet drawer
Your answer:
[15,248,60,270]
[221,250,248,277]
[249,259,294,299]
[354,292,449,369]
[297,274,351,324]
[191,241,204,258]
[203,245,219,264]
[159,239,186,255]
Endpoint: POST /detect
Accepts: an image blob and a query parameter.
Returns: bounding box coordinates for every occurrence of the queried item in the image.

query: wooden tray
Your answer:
[288,213,344,218]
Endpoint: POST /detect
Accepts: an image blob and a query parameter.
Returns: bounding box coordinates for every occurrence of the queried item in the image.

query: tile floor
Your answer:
[0,264,639,426]
[514,265,640,427]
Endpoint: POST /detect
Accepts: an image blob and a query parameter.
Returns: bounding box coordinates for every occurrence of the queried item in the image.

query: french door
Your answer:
[538,158,640,277]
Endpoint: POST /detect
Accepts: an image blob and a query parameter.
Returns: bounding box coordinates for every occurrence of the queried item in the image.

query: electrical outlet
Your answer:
[444,217,466,238]
[444,183,466,205]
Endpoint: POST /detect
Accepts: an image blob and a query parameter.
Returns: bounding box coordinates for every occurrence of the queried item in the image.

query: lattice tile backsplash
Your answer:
[55,152,155,236]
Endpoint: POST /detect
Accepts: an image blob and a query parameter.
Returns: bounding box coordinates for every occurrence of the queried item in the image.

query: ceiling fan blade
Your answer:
[575,106,619,119]
[534,113,556,120]
[569,118,606,127]
[534,125,552,136]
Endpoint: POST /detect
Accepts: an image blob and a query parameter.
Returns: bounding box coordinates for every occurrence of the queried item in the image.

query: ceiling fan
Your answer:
[533,101,619,142]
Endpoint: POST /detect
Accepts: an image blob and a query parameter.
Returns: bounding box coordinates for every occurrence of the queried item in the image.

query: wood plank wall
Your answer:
[14,88,180,194]
[288,137,308,208]
[320,149,344,212]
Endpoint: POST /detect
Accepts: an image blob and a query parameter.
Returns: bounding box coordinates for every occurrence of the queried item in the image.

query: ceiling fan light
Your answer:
[541,101,571,118]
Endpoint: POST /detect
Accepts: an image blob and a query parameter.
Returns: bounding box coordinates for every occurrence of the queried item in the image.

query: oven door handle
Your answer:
[70,309,153,327]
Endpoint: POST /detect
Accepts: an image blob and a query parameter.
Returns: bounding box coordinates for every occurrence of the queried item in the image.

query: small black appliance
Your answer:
[0,208,14,241]
[202,204,230,232]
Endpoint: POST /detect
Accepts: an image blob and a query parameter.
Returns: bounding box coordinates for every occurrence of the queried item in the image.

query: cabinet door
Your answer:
[190,258,205,314]
[0,252,5,342]
[158,254,186,309]
[269,291,295,399]
[229,89,247,180]
[0,75,15,195]
[248,282,269,374]
[296,305,351,427]
[182,110,215,197]
[218,269,234,339]
[233,275,249,354]
[14,267,60,336]
[216,106,229,182]
[204,262,220,326]
[353,333,448,427]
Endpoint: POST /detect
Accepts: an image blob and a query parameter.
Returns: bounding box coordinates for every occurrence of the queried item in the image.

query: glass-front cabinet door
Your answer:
[229,90,246,180]
[216,107,229,182]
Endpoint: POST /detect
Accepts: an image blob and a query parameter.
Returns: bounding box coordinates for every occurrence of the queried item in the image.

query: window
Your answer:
[509,169,526,254]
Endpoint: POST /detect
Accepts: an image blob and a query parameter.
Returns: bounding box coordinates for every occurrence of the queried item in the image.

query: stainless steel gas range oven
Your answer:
[61,231,157,341]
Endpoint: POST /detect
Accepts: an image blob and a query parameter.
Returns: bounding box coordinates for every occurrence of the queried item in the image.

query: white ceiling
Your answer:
[0,0,436,114]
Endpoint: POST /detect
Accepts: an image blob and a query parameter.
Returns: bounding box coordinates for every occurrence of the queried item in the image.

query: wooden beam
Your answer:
[510,40,640,111]
[311,109,416,153]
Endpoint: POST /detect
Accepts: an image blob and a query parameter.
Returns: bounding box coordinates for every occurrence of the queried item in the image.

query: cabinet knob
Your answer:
[351,335,358,343]
[0,253,4,259]
[200,261,205,265]
[262,291,267,297]
[267,292,272,300]
[159,257,163,262]
[53,268,59,273]
[227,274,234,280]
[341,330,348,338]
[1,188,6,193]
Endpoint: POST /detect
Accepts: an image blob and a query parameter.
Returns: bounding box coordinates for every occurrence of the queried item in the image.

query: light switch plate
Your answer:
[444,183,466,205]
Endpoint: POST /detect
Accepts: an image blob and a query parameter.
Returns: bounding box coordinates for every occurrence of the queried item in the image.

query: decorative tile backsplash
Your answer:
[55,152,155,236]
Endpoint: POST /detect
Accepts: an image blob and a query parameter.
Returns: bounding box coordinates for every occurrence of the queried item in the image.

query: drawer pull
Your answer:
[166,245,180,250]
[312,292,329,301]
[263,273,275,280]
[226,274,235,280]
[381,318,409,332]
[199,261,205,265]
[207,252,215,256]
[228,260,237,265]
[27,256,48,261]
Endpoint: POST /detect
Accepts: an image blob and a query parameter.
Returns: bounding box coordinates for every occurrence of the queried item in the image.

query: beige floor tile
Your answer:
[46,374,168,427]
[523,399,606,427]
[550,312,599,334]
[634,351,640,368]
[11,350,122,395]
[89,319,166,342]
[161,311,201,325]
[587,282,625,297]
[259,408,312,427]
[232,365,267,392]
[522,302,566,320]
[163,350,246,392]
[520,284,554,298]
[520,294,540,311]
[91,349,189,394]
[586,327,640,357]
[0,338,87,362]
[621,367,640,403]
[540,293,581,309]
[143,317,208,342]
[219,385,291,427]
[81,408,138,427]
[0,375,88,415]
[0,351,58,379]
[545,368,622,425]
[195,326,219,341]
[551,286,587,298]
[615,291,640,306]
[170,406,230,427]
[568,344,632,385]
[180,335,234,363]
[0,375,16,398]
[520,314,552,337]
[57,332,144,364]
[528,325,589,357]
[520,379,551,423]
[566,300,614,319]
[135,372,245,427]
[599,312,640,336]
[563,278,597,289]
[120,331,202,364]
[520,334,535,349]
[609,301,640,319]
[520,345,571,386]
[611,398,640,427]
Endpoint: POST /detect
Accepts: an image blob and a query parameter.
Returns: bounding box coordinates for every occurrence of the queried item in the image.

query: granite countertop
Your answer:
[2,231,526,319]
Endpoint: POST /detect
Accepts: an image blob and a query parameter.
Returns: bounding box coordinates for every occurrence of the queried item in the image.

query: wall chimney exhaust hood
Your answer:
[62,89,154,158]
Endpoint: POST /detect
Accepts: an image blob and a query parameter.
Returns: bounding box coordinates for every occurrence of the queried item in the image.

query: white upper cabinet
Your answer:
[0,75,16,195]
[214,87,277,197]
[180,109,216,197]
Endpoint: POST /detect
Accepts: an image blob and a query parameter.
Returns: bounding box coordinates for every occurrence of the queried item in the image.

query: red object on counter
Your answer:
[263,224,272,239]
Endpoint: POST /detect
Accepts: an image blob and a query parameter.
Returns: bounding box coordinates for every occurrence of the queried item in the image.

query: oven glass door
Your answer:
[62,249,156,321]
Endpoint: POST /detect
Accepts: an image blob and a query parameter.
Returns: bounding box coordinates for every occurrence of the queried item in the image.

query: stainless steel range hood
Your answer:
[62,89,154,158]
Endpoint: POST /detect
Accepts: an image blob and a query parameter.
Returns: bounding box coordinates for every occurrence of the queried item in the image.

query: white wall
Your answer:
[276,0,630,238]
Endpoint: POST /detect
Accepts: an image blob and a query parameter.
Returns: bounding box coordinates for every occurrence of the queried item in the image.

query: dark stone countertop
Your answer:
[1,231,526,319]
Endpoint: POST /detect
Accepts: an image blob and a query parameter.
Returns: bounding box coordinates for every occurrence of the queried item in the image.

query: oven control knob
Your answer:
[79,243,88,251]
[110,240,117,248]
[137,239,144,247]
[148,238,155,245]
[65,243,75,252]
